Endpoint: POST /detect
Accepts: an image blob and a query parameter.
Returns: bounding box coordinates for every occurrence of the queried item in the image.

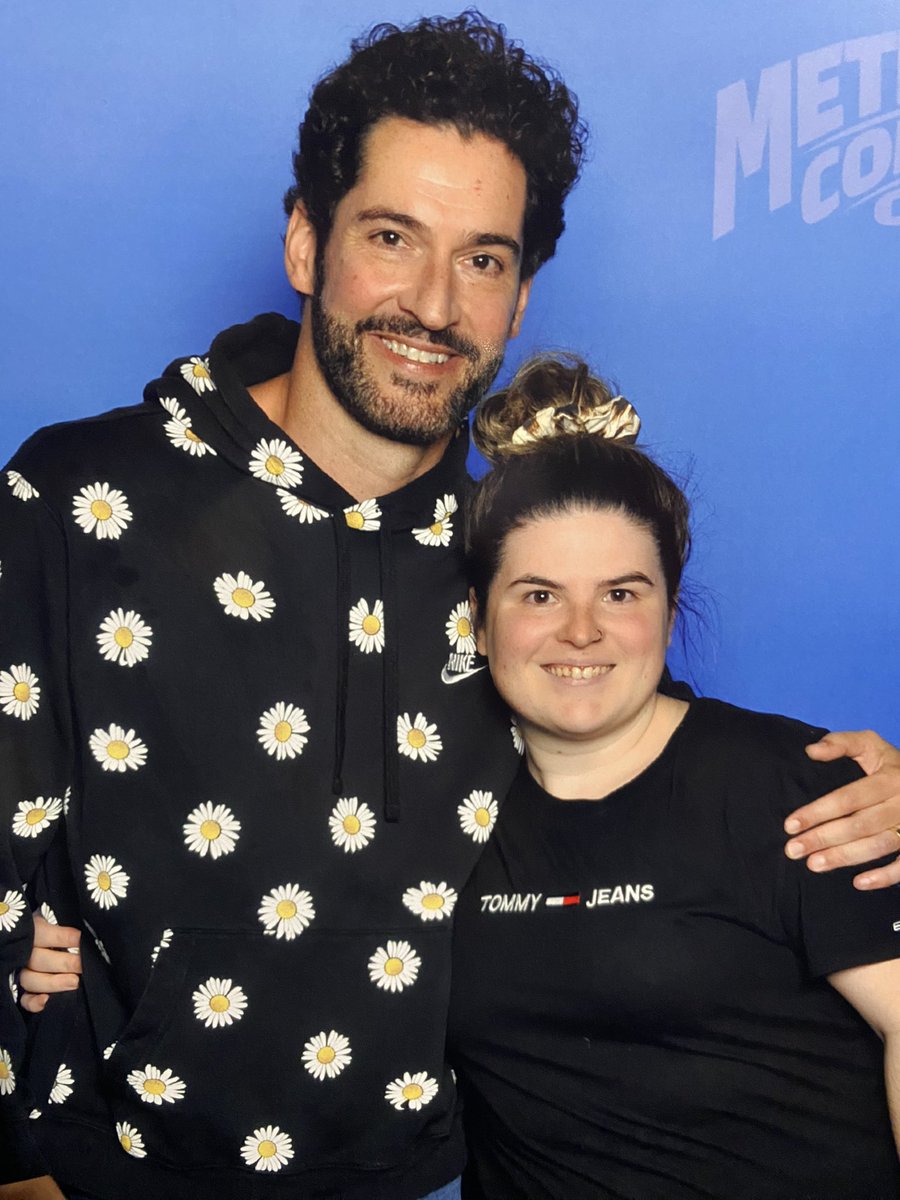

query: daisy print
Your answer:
[38,902,58,925]
[183,802,241,859]
[343,498,381,531]
[328,797,376,854]
[214,571,276,622]
[0,663,41,720]
[397,712,442,763]
[151,928,173,963]
[6,470,39,501]
[458,790,498,843]
[72,482,132,540]
[9,973,18,1005]
[258,884,315,940]
[348,598,385,654]
[12,795,63,839]
[96,608,153,668]
[412,492,457,547]
[179,356,215,394]
[385,1070,438,1112]
[368,940,421,994]
[257,702,309,761]
[0,890,25,932]
[511,718,524,755]
[89,724,147,773]
[301,1030,352,1080]
[240,1126,294,1173]
[276,488,327,523]
[49,1064,74,1105]
[84,855,129,910]
[192,977,248,1028]
[116,1120,147,1158]
[127,1064,186,1106]
[250,438,304,489]
[0,1048,15,1095]
[402,881,457,923]
[445,601,477,655]
[163,411,215,457]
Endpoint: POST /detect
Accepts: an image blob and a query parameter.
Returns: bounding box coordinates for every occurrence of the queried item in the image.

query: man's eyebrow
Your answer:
[356,208,521,259]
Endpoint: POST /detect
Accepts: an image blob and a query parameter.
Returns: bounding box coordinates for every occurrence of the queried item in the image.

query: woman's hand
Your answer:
[18,915,81,1013]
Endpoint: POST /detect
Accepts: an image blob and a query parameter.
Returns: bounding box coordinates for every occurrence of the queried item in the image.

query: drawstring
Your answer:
[380,521,401,822]
[331,516,351,795]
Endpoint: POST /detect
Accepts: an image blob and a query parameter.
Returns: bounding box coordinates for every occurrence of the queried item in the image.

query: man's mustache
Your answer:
[355,316,479,362]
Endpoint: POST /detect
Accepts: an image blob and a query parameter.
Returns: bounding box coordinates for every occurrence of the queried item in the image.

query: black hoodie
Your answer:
[0,314,520,1198]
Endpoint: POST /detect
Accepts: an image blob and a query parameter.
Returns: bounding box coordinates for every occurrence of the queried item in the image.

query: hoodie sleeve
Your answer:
[0,459,75,1181]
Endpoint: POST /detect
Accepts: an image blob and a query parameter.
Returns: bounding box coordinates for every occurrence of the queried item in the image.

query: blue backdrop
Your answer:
[2,1,897,738]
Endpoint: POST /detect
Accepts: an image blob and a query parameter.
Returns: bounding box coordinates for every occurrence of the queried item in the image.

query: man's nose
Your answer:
[398,256,461,331]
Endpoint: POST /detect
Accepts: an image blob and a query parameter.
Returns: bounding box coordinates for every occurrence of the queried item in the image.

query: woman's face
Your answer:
[474,507,673,748]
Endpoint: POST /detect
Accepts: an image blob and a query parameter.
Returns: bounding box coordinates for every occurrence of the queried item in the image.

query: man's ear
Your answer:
[508,274,533,340]
[284,203,317,297]
[469,586,488,657]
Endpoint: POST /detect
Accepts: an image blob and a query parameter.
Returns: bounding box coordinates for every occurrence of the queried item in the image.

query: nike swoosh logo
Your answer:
[441,664,488,685]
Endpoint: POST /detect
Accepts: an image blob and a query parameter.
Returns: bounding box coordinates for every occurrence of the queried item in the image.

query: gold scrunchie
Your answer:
[509,396,641,448]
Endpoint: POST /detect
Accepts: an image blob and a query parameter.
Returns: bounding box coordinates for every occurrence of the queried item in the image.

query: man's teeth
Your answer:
[546,665,612,680]
[381,338,449,365]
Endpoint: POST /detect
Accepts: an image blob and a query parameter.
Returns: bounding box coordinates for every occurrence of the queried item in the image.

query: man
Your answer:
[2,12,899,1200]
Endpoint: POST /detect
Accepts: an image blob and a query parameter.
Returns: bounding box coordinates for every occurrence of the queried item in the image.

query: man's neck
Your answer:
[249,319,451,501]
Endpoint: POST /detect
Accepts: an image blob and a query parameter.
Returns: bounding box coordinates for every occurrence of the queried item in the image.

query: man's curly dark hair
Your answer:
[283,10,586,280]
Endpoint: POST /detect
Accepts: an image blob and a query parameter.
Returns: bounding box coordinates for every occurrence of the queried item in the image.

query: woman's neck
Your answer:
[524,694,689,800]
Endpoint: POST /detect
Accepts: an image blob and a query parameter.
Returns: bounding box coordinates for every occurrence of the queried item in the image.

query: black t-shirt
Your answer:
[449,700,900,1200]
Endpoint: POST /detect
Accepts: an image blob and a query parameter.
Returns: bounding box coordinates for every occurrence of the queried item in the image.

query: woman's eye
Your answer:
[607,589,633,603]
[527,590,553,605]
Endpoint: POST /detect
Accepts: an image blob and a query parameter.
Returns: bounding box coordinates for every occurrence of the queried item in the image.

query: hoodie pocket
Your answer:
[102,925,456,1174]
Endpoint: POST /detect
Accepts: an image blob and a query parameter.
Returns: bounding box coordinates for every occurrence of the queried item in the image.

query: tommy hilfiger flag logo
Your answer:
[545,893,580,908]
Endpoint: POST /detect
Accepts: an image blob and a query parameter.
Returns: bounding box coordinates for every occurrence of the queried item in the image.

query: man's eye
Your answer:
[471,253,501,272]
[526,590,553,605]
[376,230,403,247]
[607,589,633,603]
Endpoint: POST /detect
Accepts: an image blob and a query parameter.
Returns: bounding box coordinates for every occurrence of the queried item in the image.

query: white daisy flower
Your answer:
[258,884,315,940]
[12,795,63,839]
[301,1030,352,1081]
[96,608,153,668]
[277,489,328,523]
[348,598,385,654]
[257,702,309,760]
[159,396,187,420]
[49,1063,74,1104]
[402,881,457,923]
[89,724,148,773]
[116,1120,146,1158]
[62,786,72,816]
[39,902,58,925]
[151,928,173,963]
[0,663,41,720]
[7,470,39,502]
[458,790,498,843]
[445,601,477,654]
[8,973,18,1004]
[72,482,132,540]
[396,712,442,763]
[240,1125,294,1173]
[368,940,421,993]
[328,797,376,854]
[385,1070,439,1111]
[250,439,304,489]
[0,1048,15,1095]
[192,977,248,1028]
[84,855,129,910]
[183,802,241,859]
[179,356,215,394]
[343,498,381,531]
[29,1109,40,1119]
[164,414,215,457]
[127,1063,186,1106]
[412,493,458,547]
[0,890,25,932]
[103,1042,117,1060]
[511,719,524,755]
[213,571,276,622]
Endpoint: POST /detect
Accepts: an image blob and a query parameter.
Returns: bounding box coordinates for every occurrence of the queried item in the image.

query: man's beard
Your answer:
[310,299,505,447]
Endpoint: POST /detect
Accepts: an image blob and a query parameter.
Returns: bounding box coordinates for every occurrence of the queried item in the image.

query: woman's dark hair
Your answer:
[283,10,586,280]
[466,355,692,614]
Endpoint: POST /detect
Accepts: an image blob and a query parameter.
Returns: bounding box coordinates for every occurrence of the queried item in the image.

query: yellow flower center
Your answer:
[265,454,285,476]
[316,1046,336,1064]
[407,729,427,749]
[90,499,113,521]
[345,510,365,530]
[107,740,130,760]
[97,871,112,891]
[258,1139,277,1159]
[143,1078,166,1096]
[26,808,46,826]
[185,428,202,443]
[429,522,443,537]
[200,819,221,841]
[0,902,8,917]
[13,682,31,702]
[402,1083,424,1101]
[362,614,381,636]
[456,617,472,639]
[119,1133,132,1152]
[192,362,209,380]
[231,587,256,608]
[114,626,134,648]
[474,807,491,827]
[384,956,403,976]
[276,899,297,920]
[274,720,293,743]
[342,814,361,835]
[421,892,444,911]
[0,1062,9,1080]
[209,994,230,1013]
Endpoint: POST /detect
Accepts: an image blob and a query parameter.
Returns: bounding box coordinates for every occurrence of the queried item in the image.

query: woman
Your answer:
[449,357,900,1199]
